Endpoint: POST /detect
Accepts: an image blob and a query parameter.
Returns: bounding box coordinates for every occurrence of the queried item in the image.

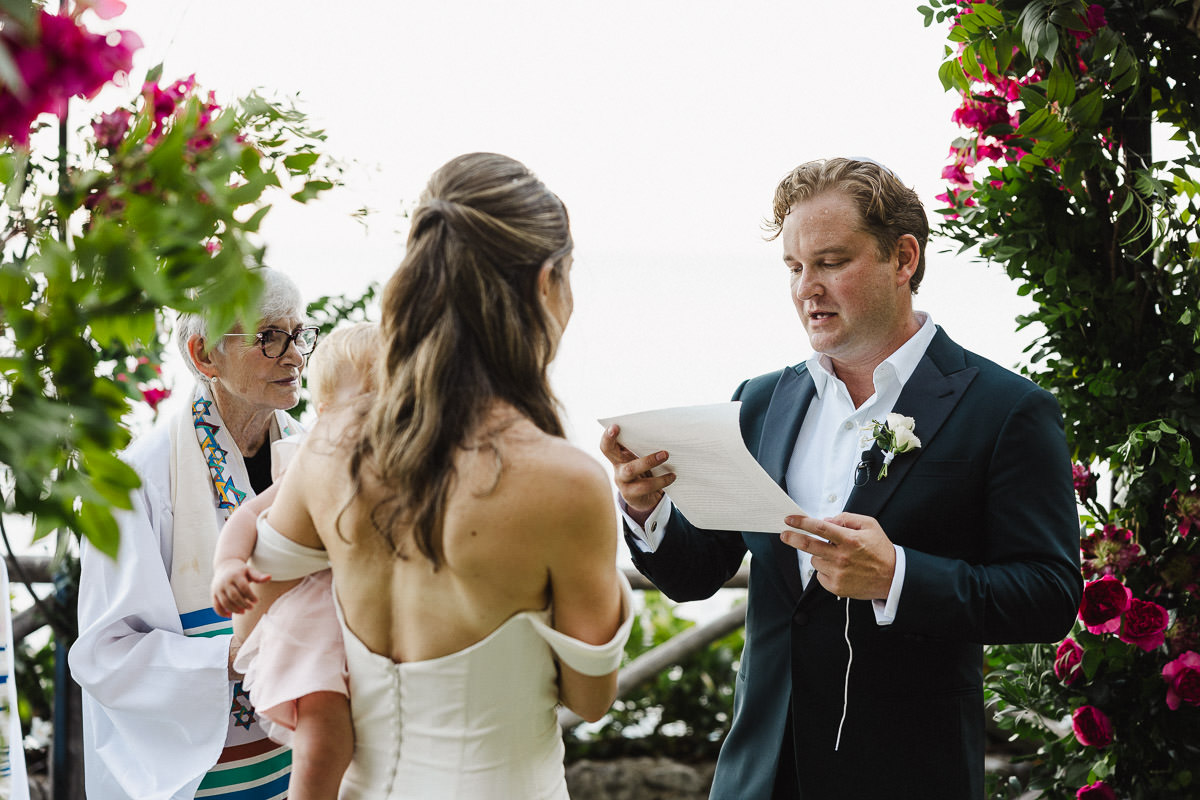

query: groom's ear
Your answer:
[894,234,920,288]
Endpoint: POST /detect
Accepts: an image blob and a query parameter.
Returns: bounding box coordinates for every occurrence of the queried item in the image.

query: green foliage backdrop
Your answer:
[924,1,1200,797]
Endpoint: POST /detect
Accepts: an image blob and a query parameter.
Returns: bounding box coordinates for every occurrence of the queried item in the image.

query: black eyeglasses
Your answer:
[223,327,319,359]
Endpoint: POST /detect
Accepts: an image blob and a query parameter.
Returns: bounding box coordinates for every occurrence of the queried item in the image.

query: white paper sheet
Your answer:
[599,401,804,533]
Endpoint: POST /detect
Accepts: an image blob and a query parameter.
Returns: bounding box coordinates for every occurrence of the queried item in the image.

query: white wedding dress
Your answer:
[250,514,633,800]
[335,580,632,800]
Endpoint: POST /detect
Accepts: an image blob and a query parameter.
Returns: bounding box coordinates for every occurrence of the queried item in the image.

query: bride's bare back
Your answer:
[264,401,623,719]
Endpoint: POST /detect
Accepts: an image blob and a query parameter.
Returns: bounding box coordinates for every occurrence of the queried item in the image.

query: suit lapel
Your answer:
[844,331,979,519]
[757,365,815,603]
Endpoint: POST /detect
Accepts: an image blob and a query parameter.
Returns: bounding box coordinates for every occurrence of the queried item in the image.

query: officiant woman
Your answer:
[70,267,313,800]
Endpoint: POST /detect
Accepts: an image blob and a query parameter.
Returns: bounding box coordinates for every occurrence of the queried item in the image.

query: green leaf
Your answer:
[1045,67,1076,106]
[977,36,998,75]
[1069,89,1103,129]
[240,204,272,233]
[282,151,320,174]
[962,45,984,82]
[970,3,1005,27]
[291,179,334,203]
[145,62,164,86]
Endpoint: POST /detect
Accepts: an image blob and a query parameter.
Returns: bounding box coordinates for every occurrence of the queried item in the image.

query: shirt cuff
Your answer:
[621,496,674,553]
[872,545,906,625]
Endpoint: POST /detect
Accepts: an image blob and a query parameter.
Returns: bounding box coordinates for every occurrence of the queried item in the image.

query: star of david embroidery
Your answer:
[214,475,247,509]
[231,682,257,731]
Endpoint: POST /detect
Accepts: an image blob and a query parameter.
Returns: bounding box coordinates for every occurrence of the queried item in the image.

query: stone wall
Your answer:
[566,758,716,800]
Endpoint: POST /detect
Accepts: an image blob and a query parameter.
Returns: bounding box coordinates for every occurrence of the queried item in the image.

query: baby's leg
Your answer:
[288,691,354,800]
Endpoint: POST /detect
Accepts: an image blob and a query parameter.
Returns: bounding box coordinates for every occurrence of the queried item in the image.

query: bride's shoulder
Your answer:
[497,429,612,522]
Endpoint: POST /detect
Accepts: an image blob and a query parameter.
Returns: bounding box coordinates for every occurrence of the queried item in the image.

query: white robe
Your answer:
[69,400,298,800]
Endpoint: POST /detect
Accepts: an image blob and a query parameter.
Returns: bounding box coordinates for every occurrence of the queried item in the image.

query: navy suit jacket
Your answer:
[625,329,1082,799]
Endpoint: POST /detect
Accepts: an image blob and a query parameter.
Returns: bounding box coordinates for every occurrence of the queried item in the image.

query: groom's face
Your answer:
[782,190,911,369]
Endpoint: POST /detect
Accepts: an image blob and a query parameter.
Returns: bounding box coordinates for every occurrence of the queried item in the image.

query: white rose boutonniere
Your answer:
[863,413,921,480]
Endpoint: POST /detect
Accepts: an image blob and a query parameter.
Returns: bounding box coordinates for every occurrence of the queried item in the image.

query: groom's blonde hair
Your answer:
[767,157,929,294]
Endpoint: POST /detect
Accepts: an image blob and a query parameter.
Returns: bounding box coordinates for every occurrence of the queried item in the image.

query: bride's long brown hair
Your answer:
[347,153,572,567]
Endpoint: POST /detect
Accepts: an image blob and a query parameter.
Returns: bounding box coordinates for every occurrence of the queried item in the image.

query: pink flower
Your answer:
[91,107,132,151]
[941,163,971,186]
[1077,781,1116,800]
[1071,705,1113,747]
[0,10,141,145]
[1079,576,1131,634]
[141,386,171,412]
[1080,524,1142,579]
[1071,463,1096,501]
[1162,651,1200,710]
[1167,489,1200,538]
[74,0,128,20]
[1118,598,1169,651]
[1054,638,1084,685]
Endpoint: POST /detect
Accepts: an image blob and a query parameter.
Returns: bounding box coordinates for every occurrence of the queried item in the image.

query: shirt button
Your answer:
[827,493,837,503]
[649,521,658,532]
[843,421,855,430]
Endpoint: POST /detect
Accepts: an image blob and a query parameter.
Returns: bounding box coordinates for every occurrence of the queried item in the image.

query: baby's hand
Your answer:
[211,559,271,618]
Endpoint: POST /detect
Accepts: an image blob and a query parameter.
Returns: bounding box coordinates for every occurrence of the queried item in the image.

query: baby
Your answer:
[211,321,379,800]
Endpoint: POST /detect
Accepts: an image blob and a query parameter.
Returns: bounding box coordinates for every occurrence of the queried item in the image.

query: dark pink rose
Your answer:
[1079,576,1131,634]
[1162,651,1200,711]
[1054,638,1084,684]
[1118,597,1169,651]
[1077,781,1116,800]
[1072,705,1113,747]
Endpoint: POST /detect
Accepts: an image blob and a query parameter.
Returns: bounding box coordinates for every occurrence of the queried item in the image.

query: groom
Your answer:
[600,157,1082,798]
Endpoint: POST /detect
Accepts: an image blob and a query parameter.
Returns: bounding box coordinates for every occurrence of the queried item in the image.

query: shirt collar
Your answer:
[806,311,937,400]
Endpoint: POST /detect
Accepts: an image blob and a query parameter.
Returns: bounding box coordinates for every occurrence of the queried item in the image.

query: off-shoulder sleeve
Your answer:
[529,573,635,677]
[248,510,330,580]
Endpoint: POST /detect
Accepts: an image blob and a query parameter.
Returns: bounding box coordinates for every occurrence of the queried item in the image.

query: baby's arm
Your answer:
[211,484,280,618]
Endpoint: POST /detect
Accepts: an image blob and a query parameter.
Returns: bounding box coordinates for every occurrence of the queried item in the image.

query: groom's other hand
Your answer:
[781,512,897,601]
[599,424,676,525]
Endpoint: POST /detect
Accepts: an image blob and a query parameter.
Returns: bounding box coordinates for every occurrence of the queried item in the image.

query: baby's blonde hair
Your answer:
[307,321,381,411]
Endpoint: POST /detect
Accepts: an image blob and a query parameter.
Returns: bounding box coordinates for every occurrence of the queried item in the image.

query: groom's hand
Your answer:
[781,513,896,600]
[599,424,675,524]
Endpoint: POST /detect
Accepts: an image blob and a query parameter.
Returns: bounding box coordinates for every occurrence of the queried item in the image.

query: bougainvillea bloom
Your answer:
[91,107,132,151]
[1079,576,1132,633]
[0,10,141,145]
[1054,638,1084,685]
[1162,651,1200,710]
[1119,598,1169,652]
[1076,781,1117,800]
[141,386,171,412]
[1072,705,1113,747]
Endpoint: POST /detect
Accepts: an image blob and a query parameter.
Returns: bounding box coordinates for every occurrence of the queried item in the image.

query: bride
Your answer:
[251,152,633,799]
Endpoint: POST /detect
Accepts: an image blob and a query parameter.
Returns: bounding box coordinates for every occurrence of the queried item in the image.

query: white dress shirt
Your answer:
[626,312,938,625]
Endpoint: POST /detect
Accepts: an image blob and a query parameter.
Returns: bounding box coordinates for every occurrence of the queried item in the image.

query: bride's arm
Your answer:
[544,453,626,722]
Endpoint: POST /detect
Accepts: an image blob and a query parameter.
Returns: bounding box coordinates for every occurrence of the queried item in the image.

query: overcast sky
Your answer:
[90,0,1041,454]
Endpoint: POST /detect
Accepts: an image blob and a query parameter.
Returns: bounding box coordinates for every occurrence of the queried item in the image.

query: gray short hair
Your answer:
[176,267,305,382]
